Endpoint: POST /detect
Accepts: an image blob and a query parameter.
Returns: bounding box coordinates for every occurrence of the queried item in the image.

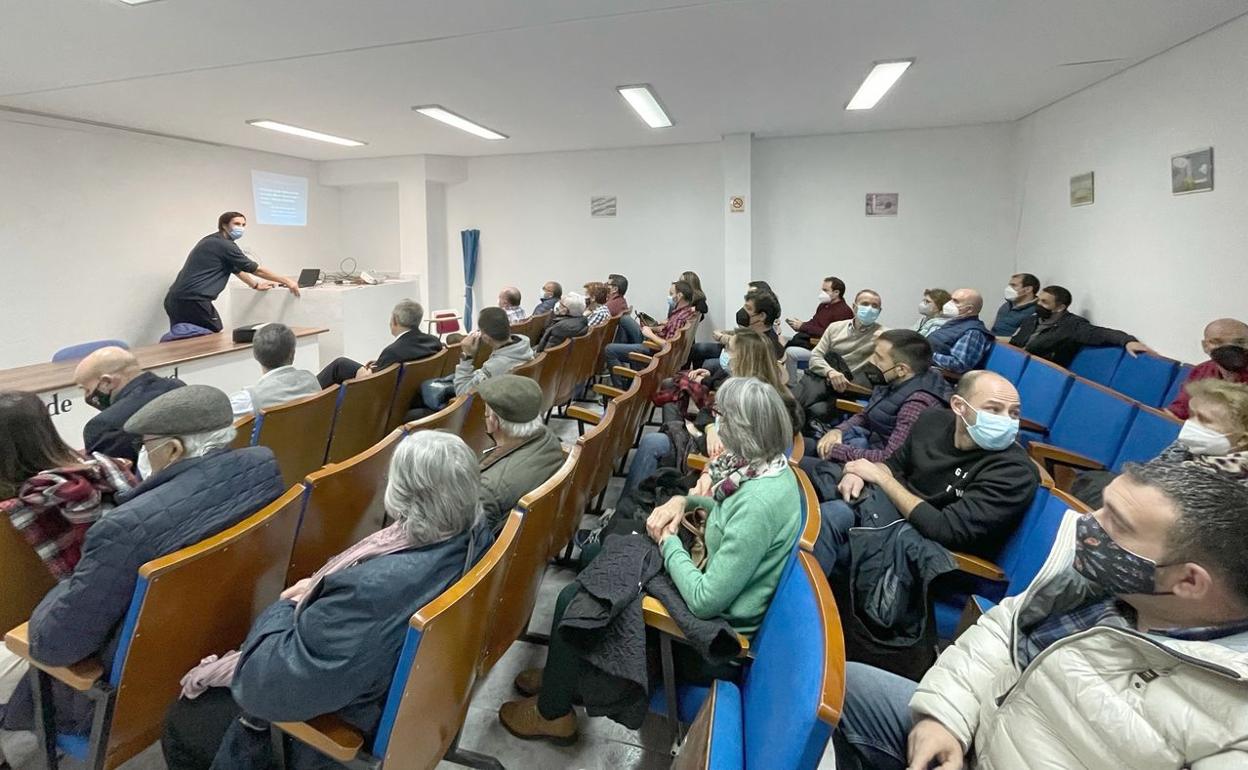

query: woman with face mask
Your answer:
[163,211,302,335]
[1071,378,1248,507]
[912,288,952,338]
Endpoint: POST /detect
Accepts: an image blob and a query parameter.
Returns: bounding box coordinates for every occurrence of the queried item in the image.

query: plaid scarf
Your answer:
[705,452,788,502]
[2,453,136,579]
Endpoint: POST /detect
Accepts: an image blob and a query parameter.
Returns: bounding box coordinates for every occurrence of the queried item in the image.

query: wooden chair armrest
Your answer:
[835,399,864,414]
[592,384,625,399]
[842,382,872,398]
[4,623,103,692]
[643,340,663,351]
[628,352,654,364]
[1019,417,1047,434]
[275,714,364,764]
[612,366,640,379]
[687,454,708,471]
[951,553,1006,581]
[642,596,749,655]
[1028,442,1103,472]
[565,406,601,425]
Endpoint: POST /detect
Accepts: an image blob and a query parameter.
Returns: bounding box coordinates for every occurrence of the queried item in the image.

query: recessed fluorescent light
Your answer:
[246,120,366,147]
[845,59,914,111]
[616,84,673,129]
[411,105,508,140]
[117,0,165,4]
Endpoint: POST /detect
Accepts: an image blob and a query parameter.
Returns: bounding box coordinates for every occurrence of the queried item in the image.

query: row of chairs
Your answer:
[984,343,1183,491]
[1067,344,1192,410]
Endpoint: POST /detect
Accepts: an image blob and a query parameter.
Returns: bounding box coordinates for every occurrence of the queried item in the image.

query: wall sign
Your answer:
[1171,147,1213,195]
[729,195,746,213]
[590,196,618,217]
[865,193,899,216]
[1070,172,1095,206]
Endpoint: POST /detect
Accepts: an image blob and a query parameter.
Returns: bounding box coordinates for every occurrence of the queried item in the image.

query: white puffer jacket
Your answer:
[911,512,1248,769]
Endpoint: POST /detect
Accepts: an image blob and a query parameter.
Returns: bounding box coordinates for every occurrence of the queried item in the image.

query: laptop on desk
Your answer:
[297,268,322,288]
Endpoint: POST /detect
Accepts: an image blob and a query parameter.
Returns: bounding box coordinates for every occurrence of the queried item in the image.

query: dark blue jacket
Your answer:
[925,316,993,371]
[989,299,1038,337]
[83,371,185,462]
[862,369,951,440]
[221,519,494,767]
[4,447,283,733]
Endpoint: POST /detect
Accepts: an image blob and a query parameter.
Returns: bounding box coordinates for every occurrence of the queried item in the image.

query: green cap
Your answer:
[476,374,542,423]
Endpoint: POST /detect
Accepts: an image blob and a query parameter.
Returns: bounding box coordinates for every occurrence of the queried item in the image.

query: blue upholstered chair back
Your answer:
[992,487,1052,583]
[1016,356,1073,431]
[984,343,1028,385]
[740,556,830,770]
[1111,406,1182,472]
[1047,379,1136,466]
[1003,492,1072,595]
[1069,345,1123,386]
[1109,353,1179,408]
[1162,364,1194,408]
[51,339,129,362]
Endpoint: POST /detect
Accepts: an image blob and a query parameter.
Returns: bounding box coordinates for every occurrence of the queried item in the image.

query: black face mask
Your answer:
[1034,305,1054,320]
[862,362,900,387]
[1211,344,1248,373]
[85,383,112,411]
[735,307,751,328]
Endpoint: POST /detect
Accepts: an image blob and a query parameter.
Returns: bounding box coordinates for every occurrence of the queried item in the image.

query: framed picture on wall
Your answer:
[590,196,618,217]
[1171,147,1213,194]
[865,193,898,216]
[1070,172,1094,206]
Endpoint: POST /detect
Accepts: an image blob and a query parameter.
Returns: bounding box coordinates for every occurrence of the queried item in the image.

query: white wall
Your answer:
[0,114,342,369]
[338,183,400,275]
[1014,15,1248,363]
[443,143,725,323]
[752,124,1019,331]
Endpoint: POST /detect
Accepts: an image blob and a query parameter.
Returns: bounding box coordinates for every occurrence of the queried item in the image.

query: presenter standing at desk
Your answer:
[163,211,301,333]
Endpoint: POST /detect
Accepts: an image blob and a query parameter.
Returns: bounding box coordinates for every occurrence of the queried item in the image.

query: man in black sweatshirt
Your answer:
[812,370,1039,576]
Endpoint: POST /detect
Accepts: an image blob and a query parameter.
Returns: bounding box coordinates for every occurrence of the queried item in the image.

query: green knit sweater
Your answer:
[660,467,801,637]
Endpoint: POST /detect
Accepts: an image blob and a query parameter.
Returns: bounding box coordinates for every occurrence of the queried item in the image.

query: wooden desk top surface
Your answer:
[0,327,329,394]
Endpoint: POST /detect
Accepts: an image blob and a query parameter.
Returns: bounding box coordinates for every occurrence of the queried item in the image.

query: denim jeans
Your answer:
[812,499,855,578]
[689,342,722,370]
[617,432,673,506]
[615,315,642,344]
[831,662,916,770]
[420,374,456,410]
[783,346,813,382]
[605,342,649,387]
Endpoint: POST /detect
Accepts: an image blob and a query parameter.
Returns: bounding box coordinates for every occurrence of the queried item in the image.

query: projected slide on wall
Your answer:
[252,170,309,226]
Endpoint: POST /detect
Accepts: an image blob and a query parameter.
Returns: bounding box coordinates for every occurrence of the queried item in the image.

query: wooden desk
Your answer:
[0,328,327,446]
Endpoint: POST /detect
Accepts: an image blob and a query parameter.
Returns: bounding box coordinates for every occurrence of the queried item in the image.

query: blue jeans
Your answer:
[420,374,456,410]
[605,342,649,387]
[812,499,854,577]
[689,342,722,369]
[617,432,672,506]
[841,425,873,450]
[615,315,642,344]
[832,662,916,770]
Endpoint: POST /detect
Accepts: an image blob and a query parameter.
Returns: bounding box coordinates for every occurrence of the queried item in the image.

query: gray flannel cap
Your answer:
[124,384,233,437]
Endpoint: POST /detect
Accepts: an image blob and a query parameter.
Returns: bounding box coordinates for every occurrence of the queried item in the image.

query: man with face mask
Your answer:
[73,346,185,463]
[1008,284,1152,367]
[164,212,300,334]
[833,461,1248,770]
[476,375,565,532]
[535,292,589,352]
[809,370,1038,578]
[926,287,994,374]
[793,289,886,387]
[989,272,1040,338]
[1168,317,1248,419]
[786,276,854,351]
[804,330,950,465]
[1,385,283,742]
[533,281,563,316]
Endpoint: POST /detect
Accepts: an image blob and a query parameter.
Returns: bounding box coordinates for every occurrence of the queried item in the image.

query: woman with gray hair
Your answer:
[162,430,494,770]
[500,376,802,744]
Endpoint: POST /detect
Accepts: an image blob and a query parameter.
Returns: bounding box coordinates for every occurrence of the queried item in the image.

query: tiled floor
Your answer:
[24,412,839,770]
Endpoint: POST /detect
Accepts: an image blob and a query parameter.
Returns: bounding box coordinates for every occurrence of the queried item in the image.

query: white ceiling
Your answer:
[2,0,1244,160]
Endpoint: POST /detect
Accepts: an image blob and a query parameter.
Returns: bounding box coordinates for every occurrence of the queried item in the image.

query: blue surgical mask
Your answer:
[856,304,882,325]
[718,350,731,373]
[955,396,1019,450]
[667,295,676,311]
[229,227,245,240]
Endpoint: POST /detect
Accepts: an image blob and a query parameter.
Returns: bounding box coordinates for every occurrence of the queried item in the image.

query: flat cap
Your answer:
[124,384,233,437]
[477,374,543,423]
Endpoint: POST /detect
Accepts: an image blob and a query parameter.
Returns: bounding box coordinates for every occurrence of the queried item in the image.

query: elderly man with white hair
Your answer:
[925,287,994,374]
[2,385,284,747]
[160,430,494,770]
[536,291,590,352]
[478,374,566,531]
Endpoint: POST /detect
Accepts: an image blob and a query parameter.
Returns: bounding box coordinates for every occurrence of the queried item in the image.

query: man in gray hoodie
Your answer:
[454,306,535,396]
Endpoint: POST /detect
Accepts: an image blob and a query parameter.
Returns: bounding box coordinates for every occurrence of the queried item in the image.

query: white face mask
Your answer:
[918,300,935,316]
[1004,285,1019,301]
[1177,419,1233,456]
[136,446,153,480]
[817,291,832,304]
[941,300,961,318]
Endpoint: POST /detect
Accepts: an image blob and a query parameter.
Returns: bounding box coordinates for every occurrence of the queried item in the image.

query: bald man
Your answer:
[74,347,184,461]
[1168,317,1248,419]
[497,286,527,323]
[811,370,1039,579]
[925,288,994,374]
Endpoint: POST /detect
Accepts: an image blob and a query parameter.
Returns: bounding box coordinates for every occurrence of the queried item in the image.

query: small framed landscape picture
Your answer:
[1171,147,1213,195]
[1070,171,1094,206]
[865,193,898,216]
[590,195,618,217]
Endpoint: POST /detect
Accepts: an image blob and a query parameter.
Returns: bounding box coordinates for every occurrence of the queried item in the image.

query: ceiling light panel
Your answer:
[845,59,914,111]
[412,106,508,140]
[617,85,674,129]
[246,120,366,147]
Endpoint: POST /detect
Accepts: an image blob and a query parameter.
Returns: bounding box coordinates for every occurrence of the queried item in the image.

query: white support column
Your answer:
[721,133,753,330]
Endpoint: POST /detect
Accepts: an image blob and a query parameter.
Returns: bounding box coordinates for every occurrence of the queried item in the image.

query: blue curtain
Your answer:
[461,229,480,332]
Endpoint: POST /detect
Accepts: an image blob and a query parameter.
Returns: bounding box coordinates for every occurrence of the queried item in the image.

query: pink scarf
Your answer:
[180,522,414,698]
